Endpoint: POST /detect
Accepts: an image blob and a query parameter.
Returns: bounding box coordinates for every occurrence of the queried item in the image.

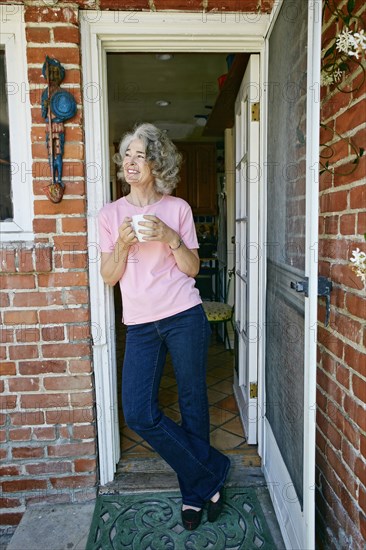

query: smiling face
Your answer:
[122,139,154,189]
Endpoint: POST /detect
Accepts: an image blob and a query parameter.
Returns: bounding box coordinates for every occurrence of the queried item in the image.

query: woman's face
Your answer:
[122,138,154,188]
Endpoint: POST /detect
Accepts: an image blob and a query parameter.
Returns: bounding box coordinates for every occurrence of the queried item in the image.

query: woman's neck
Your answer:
[126,187,162,207]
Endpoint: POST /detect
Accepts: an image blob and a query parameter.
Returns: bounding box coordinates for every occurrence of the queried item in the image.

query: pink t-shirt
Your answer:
[98,195,202,325]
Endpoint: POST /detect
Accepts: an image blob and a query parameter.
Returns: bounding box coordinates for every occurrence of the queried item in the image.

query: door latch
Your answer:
[318,276,333,327]
[290,276,333,326]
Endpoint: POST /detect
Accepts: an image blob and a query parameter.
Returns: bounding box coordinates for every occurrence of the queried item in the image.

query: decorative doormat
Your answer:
[86,488,275,549]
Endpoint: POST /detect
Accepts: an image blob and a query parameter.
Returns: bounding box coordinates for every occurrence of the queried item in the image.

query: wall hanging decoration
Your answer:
[41,56,77,203]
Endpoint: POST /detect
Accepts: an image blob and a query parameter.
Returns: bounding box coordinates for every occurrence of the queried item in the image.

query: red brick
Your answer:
[42,342,91,359]
[317,369,343,406]
[13,292,60,308]
[19,360,67,375]
[341,438,357,471]
[4,310,38,325]
[34,198,86,216]
[2,479,47,493]
[50,473,96,489]
[61,217,87,233]
[350,183,366,210]
[25,6,78,24]
[319,239,350,260]
[41,326,65,341]
[358,212,366,234]
[33,427,56,441]
[9,345,39,361]
[317,409,342,450]
[63,289,89,305]
[99,0,148,8]
[69,359,92,374]
[72,425,95,440]
[355,457,366,487]
[331,263,364,290]
[39,308,89,324]
[318,326,344,361]
[10,411,45,426]
[25,461,71,475]
[346,293,366,320]
[344,394,366,433]
[352,373,366,403]
[12,446,44,460]
[35,247,53,272]
[339,214,356,235]
[0,248,16,273]
[336,100,366,135]
[63,143,84,160]
[0,293,10,308]
[68,324,91,341]
[44,376,92,391]
[53,235,87,252]
[0,274,36,290]
[47,441,95,458]
[320,190,348,213]
[15,327,40,343]
[335,363,350,390]
[74,458,97,472]
[0,513,23,525]
[333,155,366,188]
[53,26,80,44]
[344,344,366,377]
[0,496,21,507]
[9,428,32,441]
[38,272,88,288]
[62,253,88,269]
[333,310,363,345]
[324,215,339,235]
[69,391,94,408]
[0,362,16,376]
[8,378,40,393]
[27,47,80,65]
[21,393,69,409]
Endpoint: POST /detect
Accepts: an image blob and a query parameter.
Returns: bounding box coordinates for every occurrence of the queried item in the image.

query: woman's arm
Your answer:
[138,215,200,278]
[100,217,137,286]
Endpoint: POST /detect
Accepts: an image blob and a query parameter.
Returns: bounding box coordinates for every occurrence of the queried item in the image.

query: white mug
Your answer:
[131,214,153,242]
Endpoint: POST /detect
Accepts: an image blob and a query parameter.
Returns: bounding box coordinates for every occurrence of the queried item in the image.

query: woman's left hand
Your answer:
[138,215,179,247]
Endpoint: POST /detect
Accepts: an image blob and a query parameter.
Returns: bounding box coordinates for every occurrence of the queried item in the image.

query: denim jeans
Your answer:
[122,304,231,507]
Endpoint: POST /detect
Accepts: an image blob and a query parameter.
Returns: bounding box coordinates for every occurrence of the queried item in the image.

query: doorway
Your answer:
[106,51,258,465]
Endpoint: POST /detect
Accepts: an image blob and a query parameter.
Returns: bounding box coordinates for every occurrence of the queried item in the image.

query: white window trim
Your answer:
[0,5,33,242]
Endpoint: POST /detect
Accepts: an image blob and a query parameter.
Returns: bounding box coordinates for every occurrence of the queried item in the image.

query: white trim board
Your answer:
[81,9,269,488]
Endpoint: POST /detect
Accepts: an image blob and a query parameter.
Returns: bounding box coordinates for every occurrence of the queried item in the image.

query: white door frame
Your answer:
[81,9,269,487]
[259,2,322,549]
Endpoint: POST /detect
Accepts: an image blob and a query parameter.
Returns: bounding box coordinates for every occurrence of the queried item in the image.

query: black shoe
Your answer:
[181,507,203,530]
[207,489,224,522]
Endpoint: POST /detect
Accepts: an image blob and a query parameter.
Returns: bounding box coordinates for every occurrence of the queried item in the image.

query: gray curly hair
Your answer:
[113,123,182,195]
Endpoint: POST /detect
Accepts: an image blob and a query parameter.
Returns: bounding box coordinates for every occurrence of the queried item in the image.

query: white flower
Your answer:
[336,28,366,60]
[320,71,334,86]
[354,30,366,51]
[350,248,366,284]
[333,68,343,82]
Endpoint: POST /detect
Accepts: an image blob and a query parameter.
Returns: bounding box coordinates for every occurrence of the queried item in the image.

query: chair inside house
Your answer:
[202,267,235,350]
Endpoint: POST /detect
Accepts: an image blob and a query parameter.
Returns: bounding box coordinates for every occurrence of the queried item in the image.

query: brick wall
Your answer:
[0,3,97,531]
[316,1,366,547]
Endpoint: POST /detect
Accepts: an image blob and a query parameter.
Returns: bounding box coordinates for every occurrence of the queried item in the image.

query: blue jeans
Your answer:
[122,304,231,507]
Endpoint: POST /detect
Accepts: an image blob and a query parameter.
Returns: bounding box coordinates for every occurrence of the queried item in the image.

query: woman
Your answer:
[98,123,230,530]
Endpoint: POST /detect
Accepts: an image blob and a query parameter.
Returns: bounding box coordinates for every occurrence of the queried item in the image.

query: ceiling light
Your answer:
[156,54,173,61]
[156,100,170,107]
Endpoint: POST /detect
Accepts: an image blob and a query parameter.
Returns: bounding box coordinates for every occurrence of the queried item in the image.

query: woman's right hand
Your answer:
[117,217,138,248]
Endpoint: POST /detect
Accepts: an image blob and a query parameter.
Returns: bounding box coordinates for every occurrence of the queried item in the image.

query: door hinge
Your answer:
[250,382,258,399]
[251,102,260,121]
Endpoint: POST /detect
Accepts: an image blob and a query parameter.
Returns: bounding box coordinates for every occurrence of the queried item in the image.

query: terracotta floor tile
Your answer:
[207,388,228,405]
[210,428,245,450]
[215,395,239,413]
[122,426,142,443]
[209,366,233,380]
[210,379,234,395]
[121,437,138,451]
[209,406,236,426]
[160,376,177,389]
[158,389,178,407]
[221,416,245,437]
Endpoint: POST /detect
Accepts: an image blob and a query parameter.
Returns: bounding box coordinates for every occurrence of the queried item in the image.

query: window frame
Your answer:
[0,5,33,242]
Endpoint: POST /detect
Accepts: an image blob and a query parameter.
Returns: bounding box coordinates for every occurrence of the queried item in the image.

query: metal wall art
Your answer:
[41,56,77,203]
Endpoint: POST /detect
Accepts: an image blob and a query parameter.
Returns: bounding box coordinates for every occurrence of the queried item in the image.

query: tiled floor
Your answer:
[115,310,260,466]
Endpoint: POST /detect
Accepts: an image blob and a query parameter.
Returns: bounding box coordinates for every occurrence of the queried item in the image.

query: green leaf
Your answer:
[347,0,355,14]
[360,147,364,157]
[339,62,349,71]
[344,15,351,25]
[324,42,336,58]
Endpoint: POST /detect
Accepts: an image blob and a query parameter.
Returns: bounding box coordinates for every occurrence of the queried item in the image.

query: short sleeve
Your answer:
[179,203,199,250]
[98,208,114,253]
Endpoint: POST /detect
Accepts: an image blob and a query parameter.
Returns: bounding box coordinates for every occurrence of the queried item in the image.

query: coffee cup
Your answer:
[131,214,153,242]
